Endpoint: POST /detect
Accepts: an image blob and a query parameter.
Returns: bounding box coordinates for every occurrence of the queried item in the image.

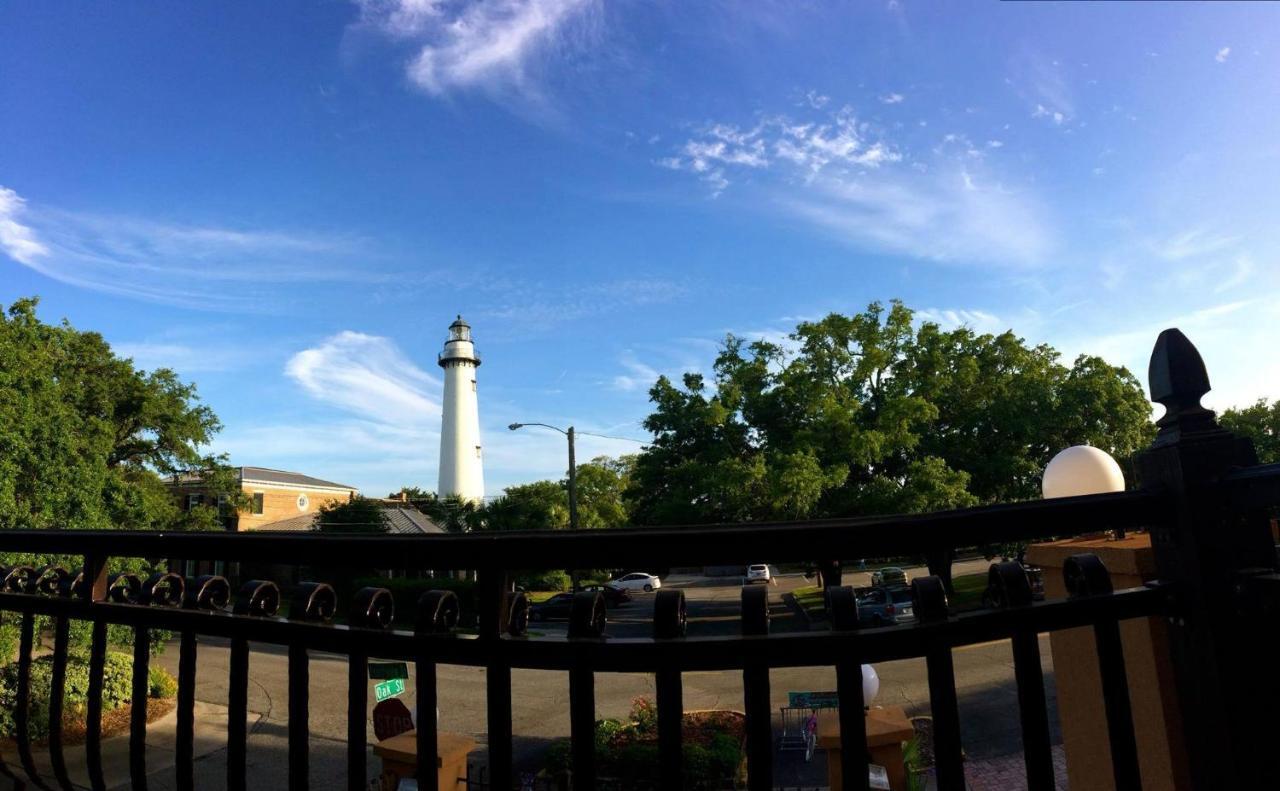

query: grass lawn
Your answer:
[791,585,826,619]
[948,572,988,611]
[525,591,561,603]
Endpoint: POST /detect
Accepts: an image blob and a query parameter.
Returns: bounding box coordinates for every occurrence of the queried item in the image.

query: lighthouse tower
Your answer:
[437,316,485,502]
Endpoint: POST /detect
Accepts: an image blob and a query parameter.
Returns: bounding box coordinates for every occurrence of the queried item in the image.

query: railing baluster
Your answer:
[987,562,1054,790]
[16,607,53,790]
[654,589,688,791]
[228,580,279,791]
[287,643,310,791]
[829,586,868,791]
[415,589,461,791]
[567,591,606,789]
[1010,631,1054,790]
[741,584,772,791]
[47,611,74,791]
[568,665,596,788]
[912,576,964,791]
[85,617,109,791]
[480,570,513,791]
[130,626,151,790]
[347,649,368,791]
[228,635,250,791]
[415,658,439,791]
[1094,619,1141,789]
[1065,554,1142,791]
[175,630,198,791]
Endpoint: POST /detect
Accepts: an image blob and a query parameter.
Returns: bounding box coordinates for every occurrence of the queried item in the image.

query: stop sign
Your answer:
[373,697,414,741]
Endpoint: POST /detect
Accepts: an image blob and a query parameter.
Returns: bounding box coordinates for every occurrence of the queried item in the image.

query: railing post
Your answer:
[1137,328,1280,789]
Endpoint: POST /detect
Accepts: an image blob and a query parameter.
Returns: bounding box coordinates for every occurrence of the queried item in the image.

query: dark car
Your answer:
[578,583,631,606]
[857,586,916,626]
[528,592,576,622]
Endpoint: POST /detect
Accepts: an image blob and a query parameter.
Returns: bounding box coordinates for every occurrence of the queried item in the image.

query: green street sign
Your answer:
[369,662,409,680]
[375,678,406,702]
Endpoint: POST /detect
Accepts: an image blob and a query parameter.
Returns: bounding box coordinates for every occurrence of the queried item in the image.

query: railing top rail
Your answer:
[0,487,1171,567]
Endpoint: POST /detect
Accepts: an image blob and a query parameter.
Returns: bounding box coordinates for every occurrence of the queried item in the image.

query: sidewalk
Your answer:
[1,701,259,790]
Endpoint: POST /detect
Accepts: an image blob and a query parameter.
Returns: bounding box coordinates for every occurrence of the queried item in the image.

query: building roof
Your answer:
[383,506,446,535]
[250,505,444,535]
[239,467,357,491]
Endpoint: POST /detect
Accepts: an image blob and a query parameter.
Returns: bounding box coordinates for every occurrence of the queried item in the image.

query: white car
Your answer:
[745,564,772,584]
[608,572,662,592]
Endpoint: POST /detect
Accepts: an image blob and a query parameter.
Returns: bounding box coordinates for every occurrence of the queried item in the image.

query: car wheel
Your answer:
[530,611,542,622]
[643,584,653,592]
[872,615,886,627]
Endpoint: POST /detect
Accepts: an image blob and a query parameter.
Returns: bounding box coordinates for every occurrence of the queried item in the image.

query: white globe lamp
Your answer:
[861,663,879,706]
[1042,445,1125,499]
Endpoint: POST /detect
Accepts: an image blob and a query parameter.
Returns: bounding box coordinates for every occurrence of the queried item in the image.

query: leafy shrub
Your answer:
[148,665,178,699]
[514,569,571,592]
[630,696,657,737]
[0,650,135,740]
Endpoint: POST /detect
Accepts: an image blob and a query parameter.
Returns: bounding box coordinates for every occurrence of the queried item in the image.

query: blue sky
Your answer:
[3,1,1280,497]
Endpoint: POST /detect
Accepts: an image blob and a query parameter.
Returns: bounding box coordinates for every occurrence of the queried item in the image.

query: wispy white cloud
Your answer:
[480,277,687,330]
[916,308,1005,334]
[1152,227,1240,261]
[285,331,442,426]
[1216,46,1231,63]
[659,104,1052,266]
[610,353,660,392]
[1214,254,1255,293]
[0,185,370,311]
[357,0,599,99]
[879,93,904,104]
[0,186,48,264]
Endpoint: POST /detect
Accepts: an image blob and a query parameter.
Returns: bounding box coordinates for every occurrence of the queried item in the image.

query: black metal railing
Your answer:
[2,328,1279,791]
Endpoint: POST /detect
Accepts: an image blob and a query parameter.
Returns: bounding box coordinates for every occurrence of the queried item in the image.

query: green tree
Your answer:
[483,481,568,531]
[417,493,485,533]
[0,297,238,532]
[1221,399,1280,464]
[312,496,388,534]
[625,300,1155,590]
[573,455,635,528]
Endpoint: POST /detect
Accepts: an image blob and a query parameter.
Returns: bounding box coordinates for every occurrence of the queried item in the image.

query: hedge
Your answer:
[0,651,175,741]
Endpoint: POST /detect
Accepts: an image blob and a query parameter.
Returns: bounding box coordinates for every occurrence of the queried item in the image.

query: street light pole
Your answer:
[508,421,580,530]
[566,426,579,531]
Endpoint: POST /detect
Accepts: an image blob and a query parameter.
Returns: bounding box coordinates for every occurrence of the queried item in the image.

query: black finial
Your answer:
[1148,328,1221,445]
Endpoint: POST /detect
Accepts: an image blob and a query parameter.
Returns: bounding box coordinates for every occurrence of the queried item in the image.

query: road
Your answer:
[146,565,1054,789]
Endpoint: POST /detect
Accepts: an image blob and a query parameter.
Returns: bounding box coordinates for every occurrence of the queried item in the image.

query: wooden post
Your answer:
[1137,328,1280,789]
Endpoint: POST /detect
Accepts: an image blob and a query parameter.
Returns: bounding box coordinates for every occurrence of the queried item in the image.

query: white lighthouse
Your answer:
[437,316,485,502]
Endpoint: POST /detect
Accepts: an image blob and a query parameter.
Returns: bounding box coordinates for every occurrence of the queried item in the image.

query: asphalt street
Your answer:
[144,564,1056,789]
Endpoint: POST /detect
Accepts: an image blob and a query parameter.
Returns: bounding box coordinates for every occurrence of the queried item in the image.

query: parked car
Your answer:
[608,572,662,592]
[857,586,916,626]
[528,592,575,622]
[870,566,908,588]
[578,583,632,606]
[745,564,772,584]
[982,565,1046,607]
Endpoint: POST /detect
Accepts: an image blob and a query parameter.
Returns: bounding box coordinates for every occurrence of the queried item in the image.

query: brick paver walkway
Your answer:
[962,744,1069,790]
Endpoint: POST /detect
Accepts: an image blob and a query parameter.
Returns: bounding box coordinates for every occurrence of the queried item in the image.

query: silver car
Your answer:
[745,564,772,584]
[608,572,662,592]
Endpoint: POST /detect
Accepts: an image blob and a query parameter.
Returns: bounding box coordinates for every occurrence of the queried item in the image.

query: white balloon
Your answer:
[1042,445,1125,499]
[861,663,879,705]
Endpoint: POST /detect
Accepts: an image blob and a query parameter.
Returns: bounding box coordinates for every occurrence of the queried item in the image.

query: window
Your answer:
[186,493,203,510]
[297,493,309,511]
[251,493,264,515]
[471,379,477,392]
[475,445,482,458]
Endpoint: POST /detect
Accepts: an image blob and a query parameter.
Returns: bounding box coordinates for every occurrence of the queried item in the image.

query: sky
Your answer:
[3,1,1280,498]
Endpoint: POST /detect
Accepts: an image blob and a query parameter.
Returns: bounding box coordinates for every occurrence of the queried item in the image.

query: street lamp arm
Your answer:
[508,421,569,435]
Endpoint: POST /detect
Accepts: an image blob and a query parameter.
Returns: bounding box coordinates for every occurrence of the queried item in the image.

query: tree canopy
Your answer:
[1220,399,1280,464]
[313,496,389,534]
[626,301,1155,527]
[0,297,238,532]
